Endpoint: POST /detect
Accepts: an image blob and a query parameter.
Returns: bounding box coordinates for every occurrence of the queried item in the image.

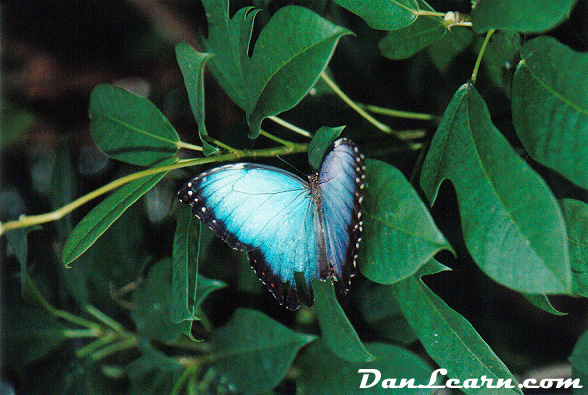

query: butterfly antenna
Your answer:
[276,155,307,177]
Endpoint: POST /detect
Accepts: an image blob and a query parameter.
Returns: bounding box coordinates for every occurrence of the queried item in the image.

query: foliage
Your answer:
[2,0,588,394]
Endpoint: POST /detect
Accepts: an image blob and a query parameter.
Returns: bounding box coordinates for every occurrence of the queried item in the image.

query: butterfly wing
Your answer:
[178,163,320,310]
[318,138,365,292]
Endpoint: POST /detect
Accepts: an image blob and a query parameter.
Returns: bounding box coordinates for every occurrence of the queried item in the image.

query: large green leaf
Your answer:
[210,308,316,393]
[89,84,179,166]
[171,207,226,339]
[201,0,351,137]
[561,198,588,298]
[312,279,374,363]
[359,159,451,284]
[62,161,174,265]
[333,0,419,31]
[175,43,217,156]
[471,0,578,33]
[379,1,445,60]
[512,37,588,189]
[171,205,200,326]
[392,261,522,394]
[420,83,570,294]
[298,340,436,394]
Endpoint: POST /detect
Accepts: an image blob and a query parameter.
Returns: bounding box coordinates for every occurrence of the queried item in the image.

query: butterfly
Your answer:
[178,138,365,310]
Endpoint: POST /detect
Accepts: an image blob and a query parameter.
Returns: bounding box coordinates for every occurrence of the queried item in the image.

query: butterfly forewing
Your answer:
[178,163,320,309]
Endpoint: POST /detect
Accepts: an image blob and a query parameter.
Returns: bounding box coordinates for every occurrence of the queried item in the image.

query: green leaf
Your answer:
[171,207,226,339]
[171,205,200,325]
[308,125,345,170]
[392,261,522,394]
[50,141,76,242]
[298,340,437,394]
[512,37,588,189]
[175,43,217,156]
[426,26,474,72]
[3,308,68,368]
[520,293,566,316]
[569,330,588,391]
[245,6,352,137]
[471,0,578,33]
[359,159,451,284]
[200,1,257,111]
[62,161,174,265]
[312,279,375,363]
[132,258,184,343]
[561,198,588,297]
[420,83,571,294]
[201,1,351,138]
[333,0,419,31]
[210,308,316,393]
[89,84,179,166]
[379,2,446,60]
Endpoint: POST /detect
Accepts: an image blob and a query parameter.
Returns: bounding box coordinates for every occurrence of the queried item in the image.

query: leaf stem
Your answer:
[359,103,441,122]
[0,143,307,235]
[320,72,393,134]
[471,29,495,84]
[90,337,139,362]
[259,129,297,147]
[176,141,203,152]
[85,305,125,332]
[416,10,446,17]
[268,116,312,138]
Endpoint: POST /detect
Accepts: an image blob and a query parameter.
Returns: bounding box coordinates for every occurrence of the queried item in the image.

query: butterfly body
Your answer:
[178,138,365,310]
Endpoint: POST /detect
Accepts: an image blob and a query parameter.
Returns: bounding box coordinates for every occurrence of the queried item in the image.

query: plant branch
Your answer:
[320,72,394,134]
[268,116,312,138]
[0,143,308,236]
[359,103,441,122]
[471,29,496,84]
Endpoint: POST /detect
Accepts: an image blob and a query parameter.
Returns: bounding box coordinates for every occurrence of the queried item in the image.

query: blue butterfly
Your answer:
[178,138,365,310]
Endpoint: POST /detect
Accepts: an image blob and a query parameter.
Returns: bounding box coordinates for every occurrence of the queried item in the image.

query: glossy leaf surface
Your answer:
[392,261,522,394]
[472,0,578,33]
[512,37,588,189]
[89,84,179,166]
[175,43,217,156]
[312,279,374,363]
[561,198,588,297]
[333,0,418,30]
[62,161,174,265]
[360,159,450,284]
[201,0,350,137]
[421,83,570,294]
[210,308,315,393]
[298,340,436,394]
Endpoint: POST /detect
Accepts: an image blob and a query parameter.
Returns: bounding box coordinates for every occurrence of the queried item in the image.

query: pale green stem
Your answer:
[85,305,125,332]
[0,143,307,235]
[416,10,446,17]
[90,337,139,362]
[176,141,203,152]
[268,116,312,138]
[359,103,440,121]
[320,72,393,134]
[259,129,297,147]
[471,29,496,84]
[63,329,100,338]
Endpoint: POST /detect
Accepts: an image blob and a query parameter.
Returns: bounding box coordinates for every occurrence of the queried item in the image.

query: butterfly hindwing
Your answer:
[178,163,320,309]
[318,138,365,292]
